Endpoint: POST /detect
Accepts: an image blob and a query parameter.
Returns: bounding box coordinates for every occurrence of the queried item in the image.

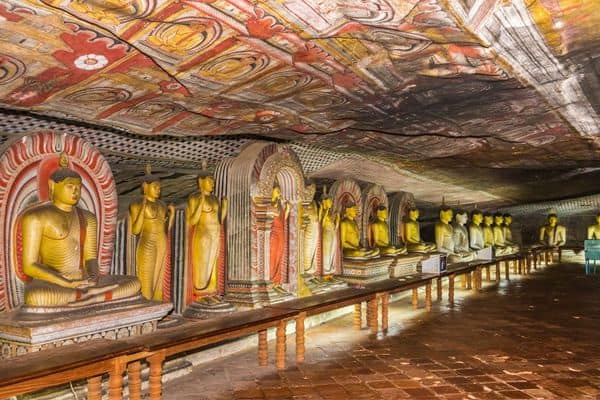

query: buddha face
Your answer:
[548,215,558,227]
[472,213,483,225]
[272,185,282,202]
[345,205,357,220]
[143,181,161,200]
[199,176,215,194]
[595,215,600,225]
[51,177,82,206]
[408,208,420,221]
[494,215,504,225]
[439,209,453,224]
[484,215,493,226]
[455,212,468,225]
[321,197,332,210]
[376,207,388,221]
[505,216,512,226]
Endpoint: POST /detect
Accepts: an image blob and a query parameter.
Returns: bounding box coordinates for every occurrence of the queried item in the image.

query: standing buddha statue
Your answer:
[128,164,175,301]
[303,199,320,275]
[186,163,227,304]
[369,205,407,256]
[319,187,340,275]
[404,207,437,253]
[269,183,290,292]
[340,203,380,259]
[20,153,141,307]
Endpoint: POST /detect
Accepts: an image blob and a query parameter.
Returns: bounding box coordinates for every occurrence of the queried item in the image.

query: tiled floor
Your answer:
[163,263,600,399]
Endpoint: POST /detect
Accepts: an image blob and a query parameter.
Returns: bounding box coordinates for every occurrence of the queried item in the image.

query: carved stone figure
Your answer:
[492,213,519,255]
[340,203,380,260]
[22,153,141,307]
[435,207,474,263]
[539,213,566,247]
[270,183,290,291]
[303,200,319,275]
[469,210,485,251]
[369,206,407,256]
[587,213,600,240]
[404,207,436,253]
[320,190,340,275]
[129,165,174,301]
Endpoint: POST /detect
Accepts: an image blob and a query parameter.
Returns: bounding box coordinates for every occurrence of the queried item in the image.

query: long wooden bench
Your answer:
[0,339,145,399]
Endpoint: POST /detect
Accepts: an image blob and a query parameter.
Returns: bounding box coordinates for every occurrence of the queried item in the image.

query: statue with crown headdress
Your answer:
[128,164,175,302]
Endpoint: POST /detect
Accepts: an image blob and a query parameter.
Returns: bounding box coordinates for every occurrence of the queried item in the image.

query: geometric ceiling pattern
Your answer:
[0,0,599,209]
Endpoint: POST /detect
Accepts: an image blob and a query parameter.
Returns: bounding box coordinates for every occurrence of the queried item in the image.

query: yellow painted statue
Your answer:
[482,213,495,248]
[502,214,518,247]
[492,213,519,255]
[539,213,566,247]
[20,153,141,307]
[319,190,339,275]
[129,165,175,301]
[186,169,227,304]
[435,207,474,263]
[587,213,600,240]
[404,207,437,253]
[369,205,407,256]
[340,203,380,260]
[468,210,485,251]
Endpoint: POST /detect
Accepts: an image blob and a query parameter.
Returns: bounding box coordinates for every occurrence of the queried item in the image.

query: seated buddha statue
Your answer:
[502,214,518,246]
[129,165,175,301]
[369,205,407,256]
[468,210,485,251]
[482,213,495,248]
[587,213,600,240]
[340,203,380,260]
[539,213,566,247]
[404,207,437,253]
[452,210,476,260]
[492,213,519,255]
[19,153,141,307]
[435,207,474,263]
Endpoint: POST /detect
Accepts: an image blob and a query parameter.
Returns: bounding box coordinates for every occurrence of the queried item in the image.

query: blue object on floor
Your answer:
[584,240,600,275]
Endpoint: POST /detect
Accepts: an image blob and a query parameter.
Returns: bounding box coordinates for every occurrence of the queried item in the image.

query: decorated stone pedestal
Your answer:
[389,254,422,278]
[339,258,394,284]
[420,253,445,274]
[0,131,172,358]
[0,298,171,359]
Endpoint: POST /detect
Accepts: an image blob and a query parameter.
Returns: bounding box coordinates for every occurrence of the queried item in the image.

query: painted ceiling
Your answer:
[0,0,598,210]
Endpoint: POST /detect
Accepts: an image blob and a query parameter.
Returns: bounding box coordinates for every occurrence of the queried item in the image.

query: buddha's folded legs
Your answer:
[24,276,141,307]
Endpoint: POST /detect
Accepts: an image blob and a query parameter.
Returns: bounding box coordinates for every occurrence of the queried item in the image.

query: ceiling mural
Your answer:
[0,0,598,207]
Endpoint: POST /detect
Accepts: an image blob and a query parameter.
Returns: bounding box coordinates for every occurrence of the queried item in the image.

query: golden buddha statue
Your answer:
[20,153,141,307]
[319,189,339,275]
[186,166,227,304]
[269,183,290,291]
[435,207,474,263]
[303,200,319,275]
[587,213,600,240]
[539,213,566,247]
[340,203,380,260]
[129,165,175,301]
[468,210,485,250]
[492,213,519,255]
[502,214,518,246]
[482,213,495,248]
[452,210,476,257]
[369,205,407,256]
[404,207,437,253]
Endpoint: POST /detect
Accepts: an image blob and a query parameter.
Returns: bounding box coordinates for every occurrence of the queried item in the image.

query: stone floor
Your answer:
[163,263,600,399]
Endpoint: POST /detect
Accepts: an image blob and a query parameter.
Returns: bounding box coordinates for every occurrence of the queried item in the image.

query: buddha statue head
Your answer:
[547,213,558,227]
[494,213,504,226]
[471,210,483,225]
[142,163,161,200]
[321,186,333,211]
[49,153,83,210]
[408,207,420,222]
[197,160,215,194]
[375,205,388,222]
[455,210,468,226]
[439,206,453,224]
[504,214,513,226]
[483,213,494,226]
[344,202,358,220]
[595,213,600,225]
[271,182,282,203]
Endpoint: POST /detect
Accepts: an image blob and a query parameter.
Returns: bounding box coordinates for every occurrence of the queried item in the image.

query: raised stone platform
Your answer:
[338,257,394,284]
[0,296,172,359]
[389,255,422,278]
[419,253,446,274]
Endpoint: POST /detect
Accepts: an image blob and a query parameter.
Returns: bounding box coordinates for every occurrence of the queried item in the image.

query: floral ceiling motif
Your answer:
[0,0,598,205]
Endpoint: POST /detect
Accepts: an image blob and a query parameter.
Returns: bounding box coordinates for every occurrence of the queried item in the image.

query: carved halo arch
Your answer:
[360,184,389,247]
[0,131,117,311]
[389,191,416,246]
[329,179,362,221]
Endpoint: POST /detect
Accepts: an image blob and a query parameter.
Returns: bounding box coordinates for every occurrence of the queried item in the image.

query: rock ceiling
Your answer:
[0,0,598,210]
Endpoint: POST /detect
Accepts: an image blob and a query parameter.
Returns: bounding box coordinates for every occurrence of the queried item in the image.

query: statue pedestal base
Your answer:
[0,297,172,359]
[225,280,294,308]
[338,258,393,284]
[475,247,493,261]
[389,255,422,278]
[420,254,446,274]
[183,298,236,320]
[302,274,348,295]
